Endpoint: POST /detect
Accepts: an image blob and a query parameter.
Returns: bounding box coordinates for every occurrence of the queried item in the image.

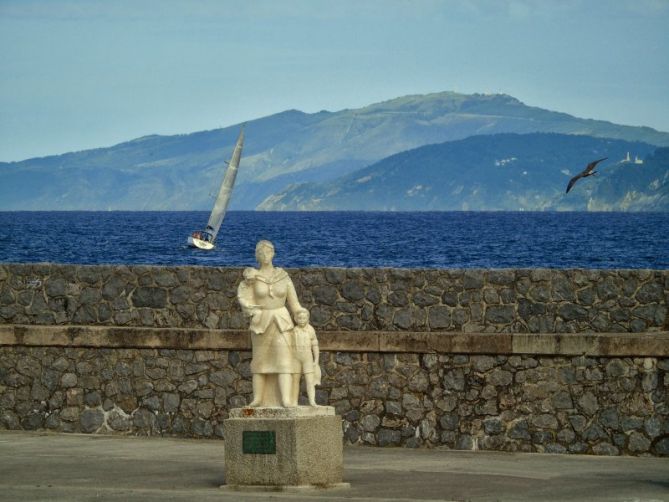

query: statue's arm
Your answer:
[311,328,319,365]
[285,275,303,314]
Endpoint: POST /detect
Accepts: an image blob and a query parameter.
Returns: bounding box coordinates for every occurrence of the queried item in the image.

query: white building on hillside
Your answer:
[621,152,644,164]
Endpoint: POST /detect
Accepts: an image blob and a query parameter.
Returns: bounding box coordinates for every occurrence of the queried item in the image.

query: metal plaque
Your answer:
[242,430,276,454]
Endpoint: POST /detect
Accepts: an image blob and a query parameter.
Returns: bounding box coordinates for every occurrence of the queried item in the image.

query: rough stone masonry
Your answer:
[1,264,668,456]
[1,265,667,333]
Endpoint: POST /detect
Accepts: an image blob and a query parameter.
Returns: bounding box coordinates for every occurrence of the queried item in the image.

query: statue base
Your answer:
[223,406,348,490]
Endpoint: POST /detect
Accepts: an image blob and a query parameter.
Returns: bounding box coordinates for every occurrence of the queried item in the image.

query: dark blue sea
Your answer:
[0,211,668,269]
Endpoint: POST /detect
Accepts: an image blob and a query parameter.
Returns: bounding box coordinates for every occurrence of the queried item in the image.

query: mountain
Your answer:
[1,91,669,210]
[258,133,668,211]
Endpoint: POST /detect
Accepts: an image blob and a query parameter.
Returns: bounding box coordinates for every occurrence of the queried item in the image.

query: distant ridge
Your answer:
[258,133,668,212]
[1,91,668,211]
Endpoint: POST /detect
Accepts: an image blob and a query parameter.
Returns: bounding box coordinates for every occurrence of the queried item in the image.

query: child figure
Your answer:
[293,308,320,406]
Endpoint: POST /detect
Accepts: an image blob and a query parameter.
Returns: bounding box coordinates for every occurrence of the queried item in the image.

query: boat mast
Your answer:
[205,127,244,242]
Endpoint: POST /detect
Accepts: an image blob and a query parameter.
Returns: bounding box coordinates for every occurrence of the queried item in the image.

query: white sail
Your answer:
[204,127,245,242]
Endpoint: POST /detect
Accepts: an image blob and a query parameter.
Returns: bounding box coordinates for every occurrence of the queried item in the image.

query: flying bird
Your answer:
[565,157,608,193]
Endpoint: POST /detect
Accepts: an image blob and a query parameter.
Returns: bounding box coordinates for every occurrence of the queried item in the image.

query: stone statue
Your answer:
[237,240,318,407]
[293,308,320,407]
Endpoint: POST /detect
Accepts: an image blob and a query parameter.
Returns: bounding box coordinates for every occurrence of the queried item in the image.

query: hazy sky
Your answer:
[1,0,668,162]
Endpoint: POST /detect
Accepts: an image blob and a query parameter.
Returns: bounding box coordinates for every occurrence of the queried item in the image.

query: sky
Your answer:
[1,0,668,162]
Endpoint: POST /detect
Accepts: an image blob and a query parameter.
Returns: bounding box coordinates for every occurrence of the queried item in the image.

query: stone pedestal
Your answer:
[223,406,349,491]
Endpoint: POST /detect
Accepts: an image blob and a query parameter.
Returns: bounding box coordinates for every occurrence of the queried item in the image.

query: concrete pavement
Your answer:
[0,431,667,501]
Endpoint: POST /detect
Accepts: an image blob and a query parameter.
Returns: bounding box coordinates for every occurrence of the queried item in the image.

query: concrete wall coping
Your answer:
[1,324,667,357]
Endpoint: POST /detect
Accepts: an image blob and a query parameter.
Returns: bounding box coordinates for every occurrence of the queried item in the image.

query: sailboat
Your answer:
[187,127,245,250]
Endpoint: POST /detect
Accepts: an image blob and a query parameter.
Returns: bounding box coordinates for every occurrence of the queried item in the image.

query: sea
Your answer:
[0,211,668,269]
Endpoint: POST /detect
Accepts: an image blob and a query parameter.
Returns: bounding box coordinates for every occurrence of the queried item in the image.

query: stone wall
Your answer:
[1,342,667,456]
[1,263,668,456]
[1,264,668,333]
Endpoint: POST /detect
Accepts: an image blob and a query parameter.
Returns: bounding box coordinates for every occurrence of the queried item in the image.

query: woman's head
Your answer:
[255,240,275,264]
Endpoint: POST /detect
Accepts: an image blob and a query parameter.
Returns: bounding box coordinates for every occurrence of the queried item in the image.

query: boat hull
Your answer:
[187,236,215,250]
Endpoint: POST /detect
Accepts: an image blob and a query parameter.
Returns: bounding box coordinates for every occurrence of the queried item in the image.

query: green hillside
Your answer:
[258,133,667,211]
[1,91,668,210]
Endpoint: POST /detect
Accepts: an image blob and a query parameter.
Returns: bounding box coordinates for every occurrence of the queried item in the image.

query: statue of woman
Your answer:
[237,240,303,407]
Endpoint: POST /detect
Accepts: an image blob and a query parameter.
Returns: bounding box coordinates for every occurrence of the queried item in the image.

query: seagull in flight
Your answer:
[565,157,608,193]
